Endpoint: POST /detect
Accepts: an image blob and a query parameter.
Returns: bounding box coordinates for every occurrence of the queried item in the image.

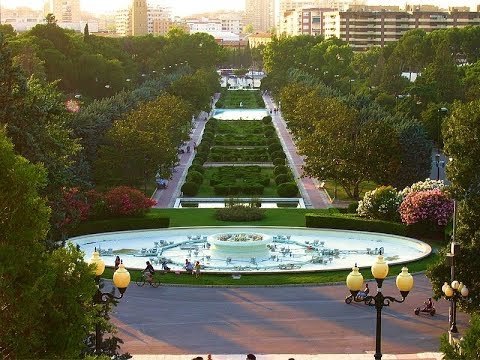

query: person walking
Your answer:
[114,256,121,270]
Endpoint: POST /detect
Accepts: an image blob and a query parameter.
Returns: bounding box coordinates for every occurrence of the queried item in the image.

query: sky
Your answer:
[2,0,478,16]
[2,0,244,16]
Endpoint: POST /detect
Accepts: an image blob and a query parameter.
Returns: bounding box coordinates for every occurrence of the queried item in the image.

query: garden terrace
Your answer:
[214,89,265,109]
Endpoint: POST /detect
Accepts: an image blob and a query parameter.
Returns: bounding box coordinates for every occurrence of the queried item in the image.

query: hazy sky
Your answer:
[2,0,478,16]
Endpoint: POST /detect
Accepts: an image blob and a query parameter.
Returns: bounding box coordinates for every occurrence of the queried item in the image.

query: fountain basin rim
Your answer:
[69,226,432,273]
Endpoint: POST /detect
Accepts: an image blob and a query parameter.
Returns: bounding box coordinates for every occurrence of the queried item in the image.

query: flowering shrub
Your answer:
[357,186,402,221]
[52,188,90,234]
[399,189,454,226]
[104,186,156,217]
[400,179,446,198]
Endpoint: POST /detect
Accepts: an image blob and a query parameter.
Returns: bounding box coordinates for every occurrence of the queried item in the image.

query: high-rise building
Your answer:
[132,0,148,36]
[245,0,275,32]
[116,1,171,36]
[44,0,81,23]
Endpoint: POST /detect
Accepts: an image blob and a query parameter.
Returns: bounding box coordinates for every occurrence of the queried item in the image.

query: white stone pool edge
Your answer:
[70,226,432,274]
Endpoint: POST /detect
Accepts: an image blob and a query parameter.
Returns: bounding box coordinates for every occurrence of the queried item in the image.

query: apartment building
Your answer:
[324,7,480,51]
[280,7,333,35]
[185,18,223,33]
[279,0,358,35]
[245,0,275,32]
[116,1,171,36]
[44,0,80,23]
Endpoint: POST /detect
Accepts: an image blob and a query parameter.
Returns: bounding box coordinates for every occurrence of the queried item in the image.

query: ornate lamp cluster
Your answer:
[346,252,414,360]
[89,249,131,354]
[442,280,469,333]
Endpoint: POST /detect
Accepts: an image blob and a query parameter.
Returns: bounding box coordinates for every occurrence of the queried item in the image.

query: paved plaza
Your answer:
[143,91,458,359]
[112,274,464,359]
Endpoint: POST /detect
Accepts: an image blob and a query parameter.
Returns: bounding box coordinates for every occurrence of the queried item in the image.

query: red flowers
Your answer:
[104,186,156,217]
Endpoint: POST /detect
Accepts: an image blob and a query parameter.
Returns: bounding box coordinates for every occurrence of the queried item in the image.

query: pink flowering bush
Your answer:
[399,189,454,226]
[104,186,156,217]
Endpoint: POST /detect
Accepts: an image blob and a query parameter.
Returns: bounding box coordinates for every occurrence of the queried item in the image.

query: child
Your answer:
[195,261,201,278]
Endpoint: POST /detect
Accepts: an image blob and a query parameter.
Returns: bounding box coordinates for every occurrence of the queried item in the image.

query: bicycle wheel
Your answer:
[151,279,160,288]
[135,276,146,286]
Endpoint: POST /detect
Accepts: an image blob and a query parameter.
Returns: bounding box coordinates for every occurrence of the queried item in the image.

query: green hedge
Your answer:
[70,217,170,237]
[305,214,407,236]
[182,181,200,196]
[277,182,299,197]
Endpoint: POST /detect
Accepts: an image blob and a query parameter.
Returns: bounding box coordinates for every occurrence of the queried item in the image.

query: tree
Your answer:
[84,23,90,41]
[440,314,480,359]
[416,41,462,103]
[45,13,57,25]
[0,24,16,38]
[0,34,80,197]
[0,33,27,123]
[427,100,480,313]
[95,94,191,187]
[295,95,401,199]
[0,128,98,358]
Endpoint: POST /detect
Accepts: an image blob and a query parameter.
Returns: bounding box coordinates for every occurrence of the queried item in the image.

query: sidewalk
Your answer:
[132,353,443,360]
[263,95,331,209]
[152,96,219,207]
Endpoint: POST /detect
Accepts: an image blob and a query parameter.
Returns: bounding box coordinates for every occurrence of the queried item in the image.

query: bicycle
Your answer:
[135,272,160,288]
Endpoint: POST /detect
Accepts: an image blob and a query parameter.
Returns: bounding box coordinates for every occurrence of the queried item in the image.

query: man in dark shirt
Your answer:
[144,261,155,283]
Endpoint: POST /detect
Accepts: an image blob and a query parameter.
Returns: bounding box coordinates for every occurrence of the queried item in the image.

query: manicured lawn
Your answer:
[323,180,378,201]
[216,120,265,135]
[216,90,264,109]
[146,208,337,227]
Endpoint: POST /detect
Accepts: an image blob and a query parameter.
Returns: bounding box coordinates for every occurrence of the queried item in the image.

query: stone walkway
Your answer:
[113,274,457,359]
[263,95,330,209]
[151,96,219,208]
[131,353,442,360]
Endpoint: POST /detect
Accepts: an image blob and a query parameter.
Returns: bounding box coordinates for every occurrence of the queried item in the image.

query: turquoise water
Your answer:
[71,226,431,273]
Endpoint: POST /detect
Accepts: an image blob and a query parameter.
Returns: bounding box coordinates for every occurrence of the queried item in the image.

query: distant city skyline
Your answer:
[1,0,478,16]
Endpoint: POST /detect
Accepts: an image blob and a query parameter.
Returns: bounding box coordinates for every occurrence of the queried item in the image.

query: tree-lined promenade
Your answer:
[1,19,480,359]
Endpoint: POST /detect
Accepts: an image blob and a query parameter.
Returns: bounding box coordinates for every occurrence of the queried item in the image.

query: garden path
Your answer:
[151,96,219,208]
[263,95,331,209]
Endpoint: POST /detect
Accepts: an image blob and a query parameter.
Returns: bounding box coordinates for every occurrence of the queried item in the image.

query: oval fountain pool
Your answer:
[70,227,431,273]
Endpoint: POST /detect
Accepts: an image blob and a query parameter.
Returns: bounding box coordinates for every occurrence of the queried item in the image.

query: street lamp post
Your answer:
[89,250,130,355]
[434,154,445,181]
[346,252,414,360]
[442,241,469,343]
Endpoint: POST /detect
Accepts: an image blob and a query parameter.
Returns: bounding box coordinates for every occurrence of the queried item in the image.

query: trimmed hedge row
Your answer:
[70,217,170,237]
[209,147,270,162]
[306,213,447,240]
[214,134,266,146]
[305,213,408,236]
[215,205,266,221]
